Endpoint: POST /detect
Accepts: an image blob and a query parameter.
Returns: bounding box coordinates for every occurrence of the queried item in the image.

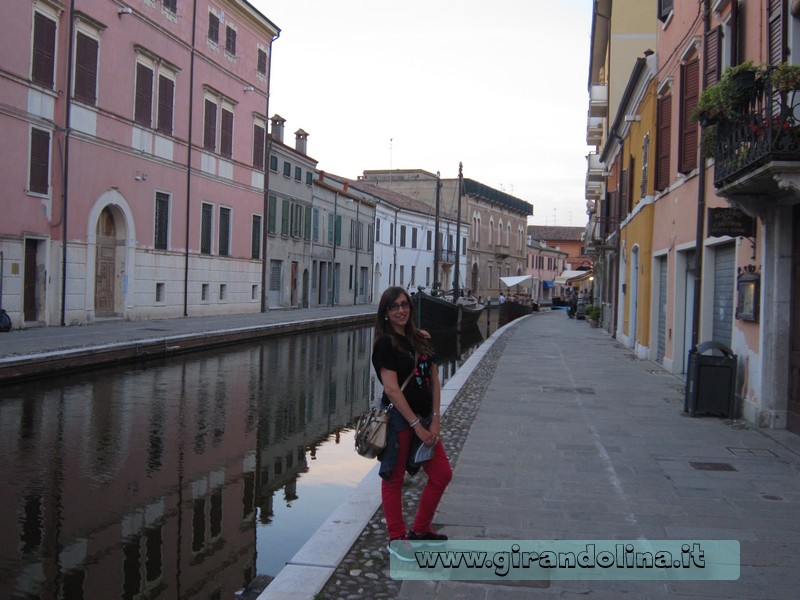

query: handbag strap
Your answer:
[399,351,418,392]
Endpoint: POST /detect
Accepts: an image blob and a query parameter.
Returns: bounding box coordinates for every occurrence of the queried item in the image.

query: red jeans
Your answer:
[382,427,452,539]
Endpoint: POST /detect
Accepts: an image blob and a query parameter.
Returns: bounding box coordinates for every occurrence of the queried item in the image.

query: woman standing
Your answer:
[371,286,452,543]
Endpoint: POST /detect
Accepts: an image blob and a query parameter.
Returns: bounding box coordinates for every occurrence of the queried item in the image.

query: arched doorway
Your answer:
[94,207,118,317]
[471,263,479,294]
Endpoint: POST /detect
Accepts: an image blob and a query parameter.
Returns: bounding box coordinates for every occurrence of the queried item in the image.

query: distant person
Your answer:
[499,293,506,304]
[371,286,452,548]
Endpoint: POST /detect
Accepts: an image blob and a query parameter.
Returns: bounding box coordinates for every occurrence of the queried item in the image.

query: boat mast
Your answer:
[453,163,463,301]
[433,172,441,293]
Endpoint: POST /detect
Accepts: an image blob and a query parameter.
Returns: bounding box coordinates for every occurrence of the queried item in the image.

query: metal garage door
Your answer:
[712,243,735,348]
[657,255,667,363]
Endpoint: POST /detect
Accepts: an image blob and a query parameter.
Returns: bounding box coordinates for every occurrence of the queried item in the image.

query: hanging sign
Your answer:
[707,208,755,238]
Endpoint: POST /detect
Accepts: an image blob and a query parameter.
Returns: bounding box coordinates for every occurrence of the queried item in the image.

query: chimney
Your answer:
[295,128,309,155]
[270,114,286,144]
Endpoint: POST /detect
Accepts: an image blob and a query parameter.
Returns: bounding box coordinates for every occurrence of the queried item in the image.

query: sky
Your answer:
[254,0,594,227]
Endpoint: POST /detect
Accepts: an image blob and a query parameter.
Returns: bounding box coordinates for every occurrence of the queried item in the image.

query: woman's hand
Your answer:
[413,423,439,447]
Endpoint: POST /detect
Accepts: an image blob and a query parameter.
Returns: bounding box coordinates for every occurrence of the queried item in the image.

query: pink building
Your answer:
[0,0,281,327]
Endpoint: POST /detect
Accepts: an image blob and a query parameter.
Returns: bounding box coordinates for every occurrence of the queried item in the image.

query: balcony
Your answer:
[493,244,510,258]
[438,249,457,264]
[585,178,602,200]
[713,69,800,195]
[587,116,603,145]
[586,152,606,182]
[589,84,608,118]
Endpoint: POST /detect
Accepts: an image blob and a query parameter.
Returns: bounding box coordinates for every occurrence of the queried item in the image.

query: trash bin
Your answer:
[684,341,737,418]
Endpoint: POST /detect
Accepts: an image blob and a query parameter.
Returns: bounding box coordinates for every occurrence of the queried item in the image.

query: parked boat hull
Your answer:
[412,291,484,333]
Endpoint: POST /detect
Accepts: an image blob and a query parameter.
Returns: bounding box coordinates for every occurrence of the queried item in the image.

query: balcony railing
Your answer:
[713,69,800,188]
[438,249,457,264]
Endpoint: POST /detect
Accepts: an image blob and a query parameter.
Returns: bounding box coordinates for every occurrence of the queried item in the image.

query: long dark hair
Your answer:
[374,286,433,355]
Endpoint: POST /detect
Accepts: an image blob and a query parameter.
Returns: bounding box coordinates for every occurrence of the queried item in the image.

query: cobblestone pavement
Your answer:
[317,329,513,600]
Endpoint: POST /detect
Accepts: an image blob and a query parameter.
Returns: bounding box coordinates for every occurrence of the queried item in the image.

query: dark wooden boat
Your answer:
[412,164,484,332]
[498,299,533,326]
[412,290,484,334]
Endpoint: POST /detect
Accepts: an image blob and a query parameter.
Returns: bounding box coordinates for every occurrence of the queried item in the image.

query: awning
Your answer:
[568,270,594,284]
[553,270,587,285]
[500,275,533,288]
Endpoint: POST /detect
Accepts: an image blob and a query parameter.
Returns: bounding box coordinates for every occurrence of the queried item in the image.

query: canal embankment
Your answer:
[0,305,375,383]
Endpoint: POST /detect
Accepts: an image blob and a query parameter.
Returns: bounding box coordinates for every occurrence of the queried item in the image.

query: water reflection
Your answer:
[0,321,488,599]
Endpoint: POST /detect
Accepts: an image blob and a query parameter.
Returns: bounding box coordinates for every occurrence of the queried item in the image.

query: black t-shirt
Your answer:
[371,333,436,416]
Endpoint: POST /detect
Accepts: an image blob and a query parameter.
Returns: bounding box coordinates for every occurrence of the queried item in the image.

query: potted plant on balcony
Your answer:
[692,62,761,125]
[771,61,800,93]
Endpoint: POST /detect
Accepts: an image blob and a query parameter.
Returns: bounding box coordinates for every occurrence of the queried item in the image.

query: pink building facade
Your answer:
[0,0,284,327]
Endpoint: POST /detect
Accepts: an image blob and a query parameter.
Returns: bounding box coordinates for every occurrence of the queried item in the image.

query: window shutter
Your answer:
[157,76,174,134]
[218,207,231,256]
[304,206,312,240]
[268,195,277,234]
[225,27,237,55]
[134,64,153,126]
[29,128,50,194]
[201,204,213,254]
[221,108,233,158]
[253,124,265,168]
[704,26,722,86]
[257,49,267,75]
[281,199,290,235]
[32,13,56,88]
[251,215,262,259]
[208,13,219,43]
[679,59,700,174]
[154,192,169,250]
[656,94,672,190]
[203,99,217,151]
[768,0,786,66]
[75,33,98,105]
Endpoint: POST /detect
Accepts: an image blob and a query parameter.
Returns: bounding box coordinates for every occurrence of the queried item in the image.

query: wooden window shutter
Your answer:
[257,49,267,75]
[157,76,174,134]
[619,168,628,220]
[75,33,98,105]
[208,13,219,43]
[679,59,700,174]
[768,0,786,66]
[134,64,153,126]
[203,99,217,151]
[221,109,233,158]
[225,27,237,55]
[253,123,265,168]
[655,94,672,190]
[704,26,722,86]
[29,128,50,194]
[32,13,56,88]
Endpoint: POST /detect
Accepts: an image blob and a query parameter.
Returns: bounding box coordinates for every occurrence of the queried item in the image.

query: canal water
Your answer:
[0,311,499,599]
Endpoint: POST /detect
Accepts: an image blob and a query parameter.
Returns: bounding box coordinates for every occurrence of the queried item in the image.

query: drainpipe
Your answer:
[183,0,198,317]
[691,0,711,348]
[261,32,279,312]
[60,0,77,326]
[353,199,359,305]
[330,192,338,306]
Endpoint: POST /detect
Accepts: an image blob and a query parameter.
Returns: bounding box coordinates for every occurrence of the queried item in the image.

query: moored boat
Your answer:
[412,289,484,334]
[498,299,533,326]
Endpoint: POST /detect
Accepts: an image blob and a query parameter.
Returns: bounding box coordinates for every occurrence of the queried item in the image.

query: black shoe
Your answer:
[408,530,448,541]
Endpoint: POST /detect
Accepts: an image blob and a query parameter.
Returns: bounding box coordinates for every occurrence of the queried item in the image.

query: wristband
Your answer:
[408,418,421,428]
[432,412,440,417]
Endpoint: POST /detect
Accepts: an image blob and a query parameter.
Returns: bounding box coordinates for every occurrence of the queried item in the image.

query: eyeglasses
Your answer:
[387,301,410,312]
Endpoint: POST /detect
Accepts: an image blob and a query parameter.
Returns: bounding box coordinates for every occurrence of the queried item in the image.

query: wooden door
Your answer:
[788,204,800,434]
[23,240,37,321]
[94,209,116,317]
